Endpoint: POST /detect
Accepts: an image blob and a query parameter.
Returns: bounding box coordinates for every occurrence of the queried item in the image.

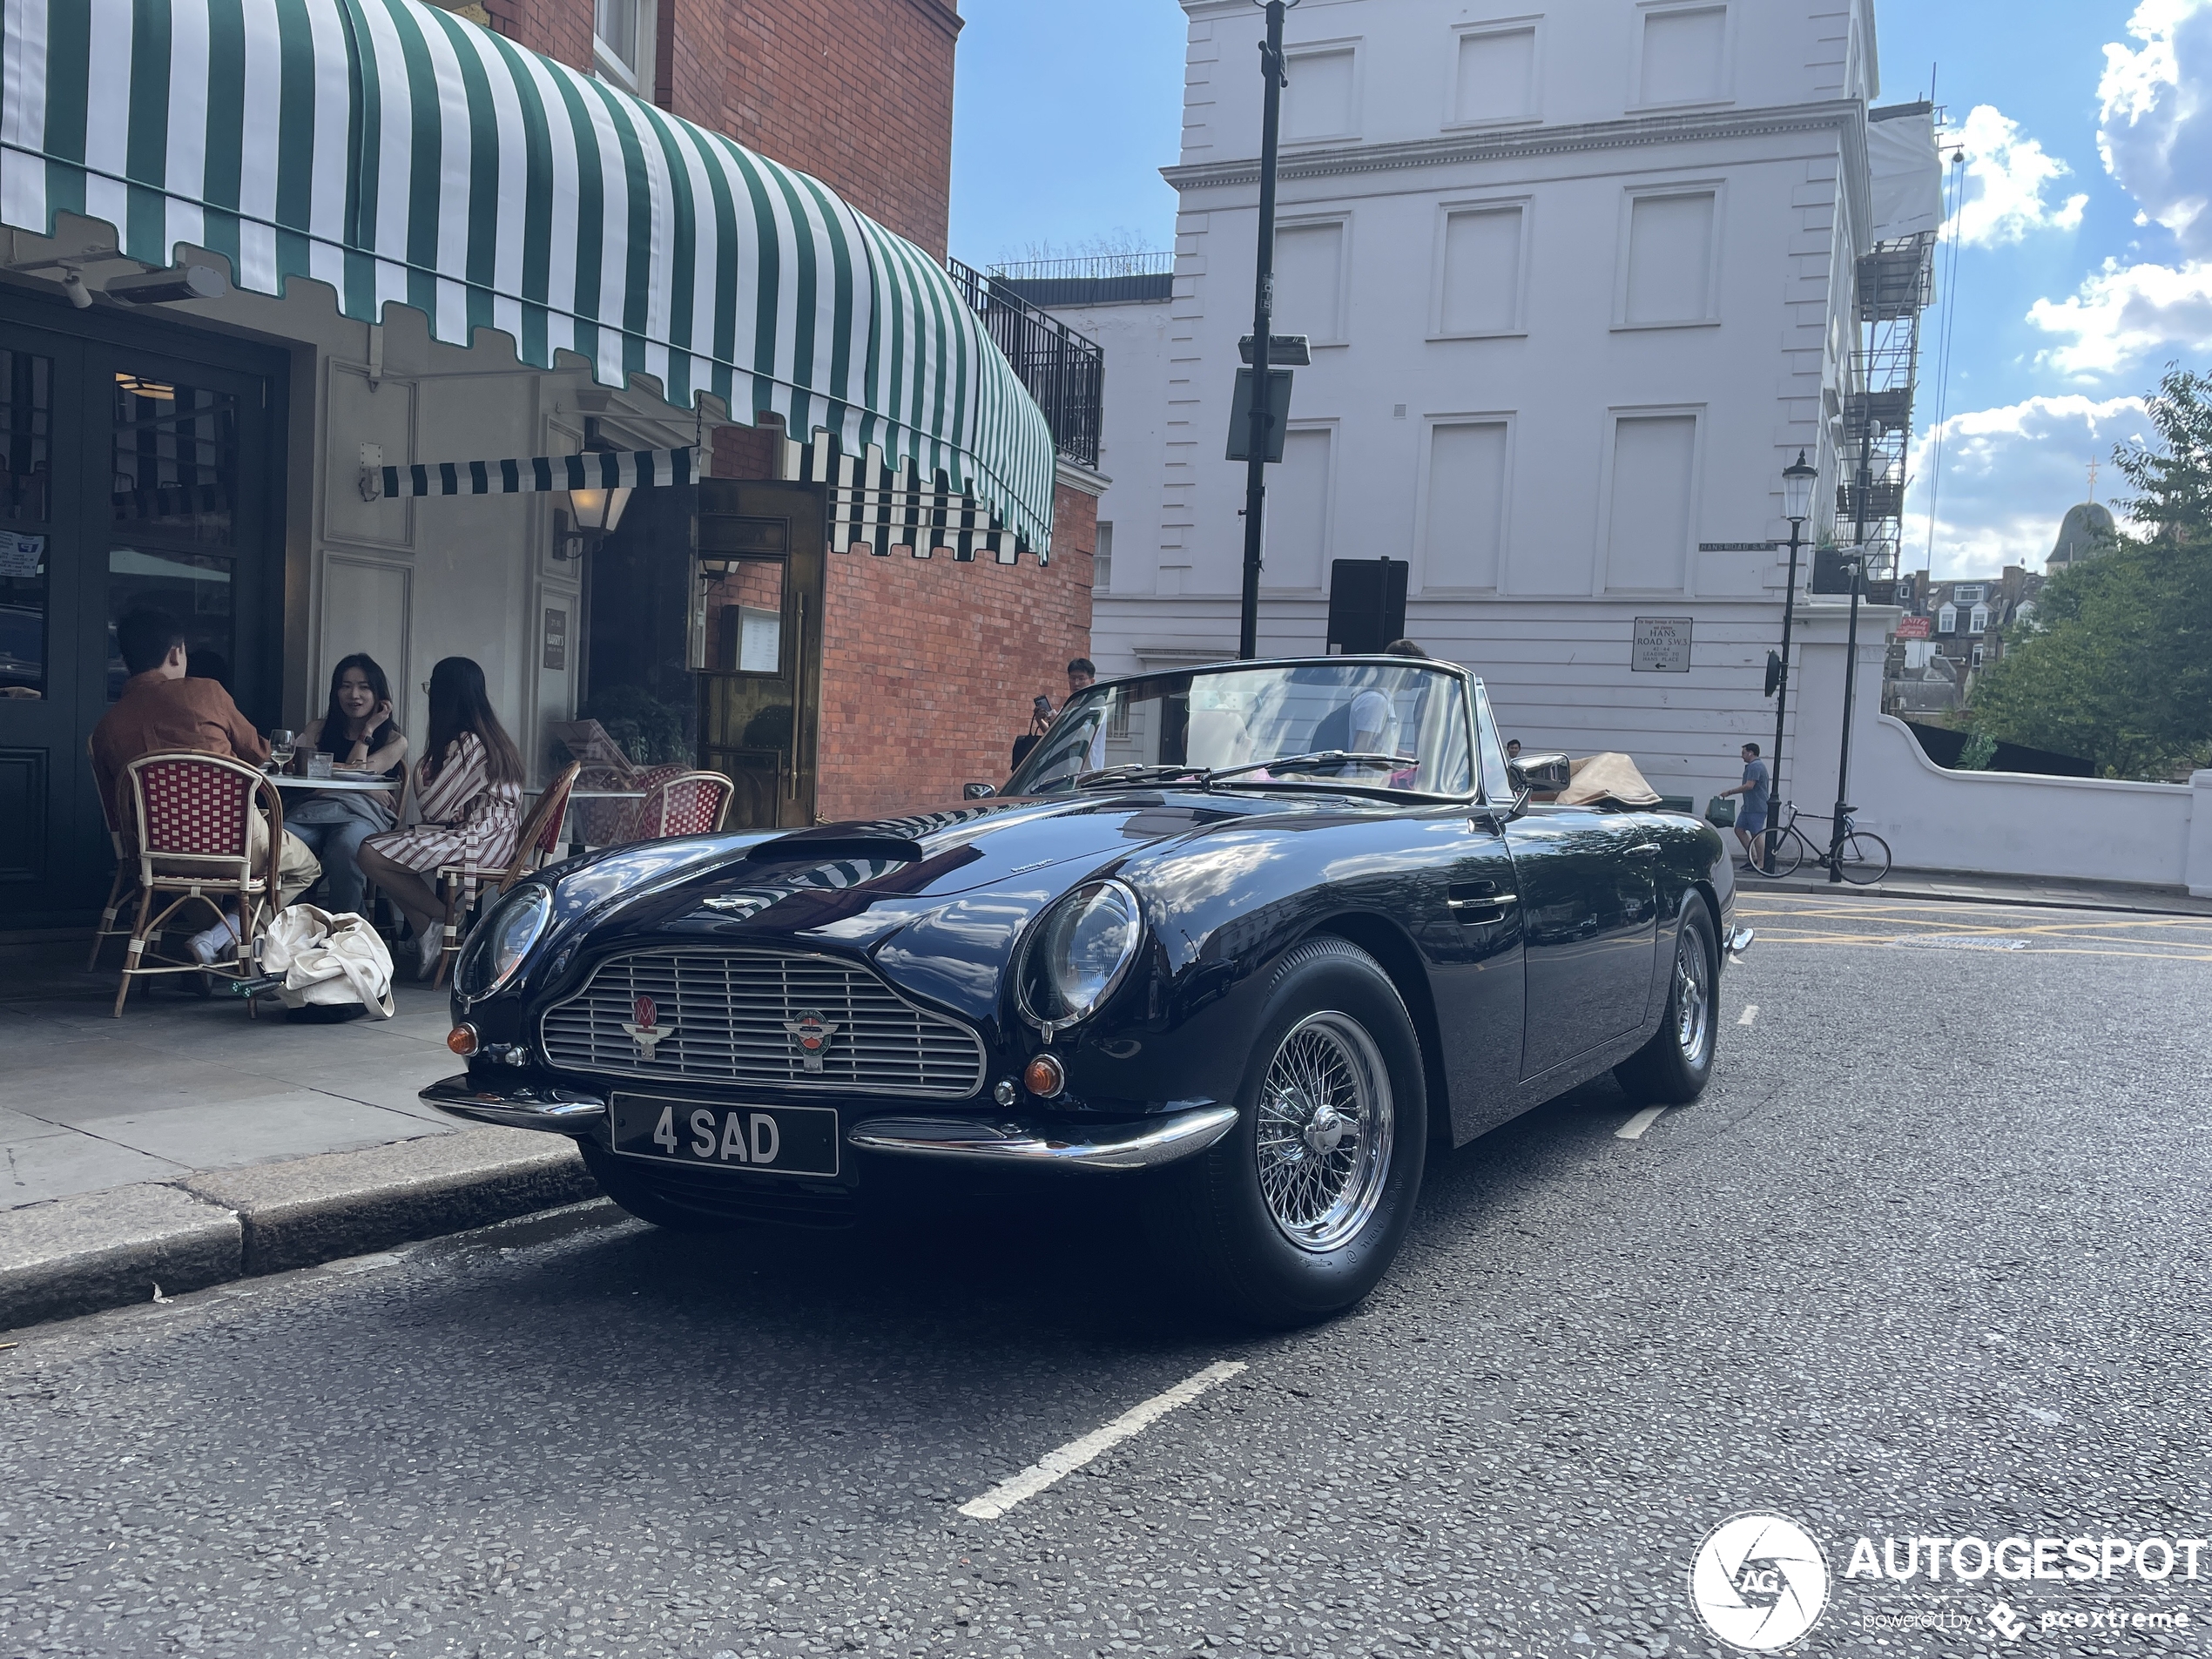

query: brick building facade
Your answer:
[445,0,1100,822]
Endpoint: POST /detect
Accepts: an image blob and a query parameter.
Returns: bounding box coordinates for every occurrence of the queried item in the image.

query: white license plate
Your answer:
[609,1094,839,1178]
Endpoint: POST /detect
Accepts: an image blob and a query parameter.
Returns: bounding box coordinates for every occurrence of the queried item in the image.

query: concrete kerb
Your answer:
[2,1126,600,1332]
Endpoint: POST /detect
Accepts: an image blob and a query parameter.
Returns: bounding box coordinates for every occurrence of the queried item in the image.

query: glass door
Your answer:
[693,480,825,829]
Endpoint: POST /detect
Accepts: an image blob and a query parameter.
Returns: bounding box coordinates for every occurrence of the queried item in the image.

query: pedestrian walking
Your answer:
[1717,742,1771,872]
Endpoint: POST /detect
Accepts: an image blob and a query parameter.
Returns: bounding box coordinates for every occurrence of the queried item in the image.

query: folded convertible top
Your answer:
[1556,752,1662,808]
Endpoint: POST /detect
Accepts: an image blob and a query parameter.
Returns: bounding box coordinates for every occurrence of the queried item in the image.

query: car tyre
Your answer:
[1143,937,1426,1328]
[1613,901,1717,1106]
[579,1140,752,1234]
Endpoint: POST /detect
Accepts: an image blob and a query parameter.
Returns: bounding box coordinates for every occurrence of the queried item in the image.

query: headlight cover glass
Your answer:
[1018,880,1143,1031]
[458,883,552,1001]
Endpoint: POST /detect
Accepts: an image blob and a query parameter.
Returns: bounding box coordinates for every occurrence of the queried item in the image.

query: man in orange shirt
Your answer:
[93,610,320,961]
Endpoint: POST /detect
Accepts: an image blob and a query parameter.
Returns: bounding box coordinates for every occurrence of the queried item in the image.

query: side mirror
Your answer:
[962,782,997,800]
[1508,752,1573,793]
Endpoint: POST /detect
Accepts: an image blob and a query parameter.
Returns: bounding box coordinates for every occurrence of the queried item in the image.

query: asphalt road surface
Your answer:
[5,894,2209,1659]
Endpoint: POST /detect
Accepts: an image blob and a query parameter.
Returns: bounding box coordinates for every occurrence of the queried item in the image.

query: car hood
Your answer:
[532,791,1306,1022]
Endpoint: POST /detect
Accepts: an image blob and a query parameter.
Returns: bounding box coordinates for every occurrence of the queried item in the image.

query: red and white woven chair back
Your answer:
[519,762,582,872]
[130,752,263,867]
[643,771,733,840]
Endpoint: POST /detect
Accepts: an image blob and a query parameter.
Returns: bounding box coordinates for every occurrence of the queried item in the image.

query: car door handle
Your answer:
[1625,843,1660,856]
[1448,894,1518,923]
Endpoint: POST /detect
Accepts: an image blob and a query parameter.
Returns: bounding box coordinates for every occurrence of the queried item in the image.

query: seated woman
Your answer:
[289,653,408,917]
[358,657,524,981]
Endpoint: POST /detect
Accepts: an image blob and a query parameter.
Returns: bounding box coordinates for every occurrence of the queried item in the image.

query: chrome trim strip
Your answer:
[421,1075,608,1132]
[846,1104,1239,1173]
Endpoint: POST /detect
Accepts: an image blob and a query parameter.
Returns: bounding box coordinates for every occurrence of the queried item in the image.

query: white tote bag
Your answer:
[259,904,398,1019]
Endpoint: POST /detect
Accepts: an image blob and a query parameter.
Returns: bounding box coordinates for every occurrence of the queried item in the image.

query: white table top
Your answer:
[266,772,399,792]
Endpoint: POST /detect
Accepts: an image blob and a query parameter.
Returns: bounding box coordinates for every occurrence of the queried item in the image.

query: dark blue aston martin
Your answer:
[425,657,1739,1325]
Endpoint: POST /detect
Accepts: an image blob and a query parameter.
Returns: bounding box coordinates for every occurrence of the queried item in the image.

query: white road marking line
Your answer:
[958,1359,1247,1521]
[1616,1107,1667,1141]
[1737,1004,1760,1026]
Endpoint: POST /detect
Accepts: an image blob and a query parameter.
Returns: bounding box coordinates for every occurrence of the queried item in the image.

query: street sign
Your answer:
[1630,616,1694,672]
[1327,559,1408,655]
[1238,334,1312,366]
[1895,616,1931,638]
[1226,367,1292,462]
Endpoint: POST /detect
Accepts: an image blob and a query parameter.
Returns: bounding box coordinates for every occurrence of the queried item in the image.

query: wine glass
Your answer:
[269,729,295,772]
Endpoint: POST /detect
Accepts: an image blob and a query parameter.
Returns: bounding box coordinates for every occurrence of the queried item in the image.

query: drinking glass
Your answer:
[305,752,334,780]
[269,729,295,772]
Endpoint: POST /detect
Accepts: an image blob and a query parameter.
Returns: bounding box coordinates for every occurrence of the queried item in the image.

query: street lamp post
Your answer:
[1238,0,1296,660]
[1764,450,1817,873]
[1828,547,1868,883]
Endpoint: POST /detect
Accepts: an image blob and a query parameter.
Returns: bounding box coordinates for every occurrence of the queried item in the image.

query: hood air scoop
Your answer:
[746,833,926,866]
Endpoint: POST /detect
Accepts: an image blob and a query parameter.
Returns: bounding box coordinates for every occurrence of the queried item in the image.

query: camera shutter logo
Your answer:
[1689,1513,1831,1652]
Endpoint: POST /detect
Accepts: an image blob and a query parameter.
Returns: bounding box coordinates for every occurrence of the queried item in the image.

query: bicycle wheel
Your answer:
[1838,830,1892,885]
[1748,826,1803,878]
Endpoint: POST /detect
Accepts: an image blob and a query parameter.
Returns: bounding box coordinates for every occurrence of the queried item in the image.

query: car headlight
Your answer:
[457,883,552,1001]
[1018,880,1143,1032]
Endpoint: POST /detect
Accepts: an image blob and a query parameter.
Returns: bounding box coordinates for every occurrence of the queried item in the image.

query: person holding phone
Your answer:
[289,653,409,915]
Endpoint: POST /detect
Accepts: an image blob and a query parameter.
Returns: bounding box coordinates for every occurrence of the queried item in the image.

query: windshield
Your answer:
[1006,661,1474,798]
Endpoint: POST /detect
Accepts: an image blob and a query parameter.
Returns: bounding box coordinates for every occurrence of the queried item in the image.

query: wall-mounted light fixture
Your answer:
[553,482,633,560]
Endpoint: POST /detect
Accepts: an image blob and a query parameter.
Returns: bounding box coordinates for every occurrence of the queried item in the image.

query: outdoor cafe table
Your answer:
[265,772,397,792]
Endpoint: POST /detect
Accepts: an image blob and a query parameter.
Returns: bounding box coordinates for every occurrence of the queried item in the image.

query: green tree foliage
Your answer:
[1971,366,2212,779]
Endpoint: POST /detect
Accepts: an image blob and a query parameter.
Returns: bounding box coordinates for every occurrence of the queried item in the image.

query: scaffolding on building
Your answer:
[1839,229,1937,580]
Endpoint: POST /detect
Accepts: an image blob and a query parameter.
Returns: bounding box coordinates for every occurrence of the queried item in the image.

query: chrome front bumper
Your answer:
[846,1106,1238,1172]
[421,1077,1238,1174]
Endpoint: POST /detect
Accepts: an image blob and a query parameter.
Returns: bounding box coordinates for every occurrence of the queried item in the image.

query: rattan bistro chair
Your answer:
[429,762,580,989]
[86,736,138,969]
[631,769,734,840]
[112,750,286,1017]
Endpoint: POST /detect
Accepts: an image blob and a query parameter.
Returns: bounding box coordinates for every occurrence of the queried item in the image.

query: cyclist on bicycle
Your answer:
[1719,742,1771,873]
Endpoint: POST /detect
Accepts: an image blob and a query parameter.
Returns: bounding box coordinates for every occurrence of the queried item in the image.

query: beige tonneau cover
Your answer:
[1554,752,1662,808]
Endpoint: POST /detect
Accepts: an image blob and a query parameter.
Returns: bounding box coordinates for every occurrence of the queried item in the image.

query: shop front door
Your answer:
[0,302,284,927]
[694,480,826,830]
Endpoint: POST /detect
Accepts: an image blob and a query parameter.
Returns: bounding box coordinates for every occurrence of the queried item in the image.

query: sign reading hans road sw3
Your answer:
[1631,617,1694,673]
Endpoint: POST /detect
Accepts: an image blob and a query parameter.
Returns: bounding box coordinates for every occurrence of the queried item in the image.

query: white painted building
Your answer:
[1057,0,1938,815]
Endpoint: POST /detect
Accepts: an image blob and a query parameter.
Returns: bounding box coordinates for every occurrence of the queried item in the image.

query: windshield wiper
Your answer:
[1204,752,1404,785]
[1069,763,1210,788]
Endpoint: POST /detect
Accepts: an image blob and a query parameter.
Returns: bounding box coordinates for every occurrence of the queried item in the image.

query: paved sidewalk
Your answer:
[1,936,596,1331]
[1732,865,2212,915]
[3,937,463,1208]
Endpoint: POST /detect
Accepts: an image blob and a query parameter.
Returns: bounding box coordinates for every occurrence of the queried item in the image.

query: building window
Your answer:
[1952,583,1984,604]
[1619,189,1719,327]
[1604,413,1698,592]
[595,0,653,91]
[1452,22,1540,126]
[1264,428,1335,590]
[1971,644,1986,669]
[1937,604,1957,634]
[1970,604,1989,632]
[1274,220,1348,345]
[1422,421,1510,590]
[1094,522,1113,594]
[1282,46,1359,144]
[1435,205,1526,337]
[1636,3,1729,108]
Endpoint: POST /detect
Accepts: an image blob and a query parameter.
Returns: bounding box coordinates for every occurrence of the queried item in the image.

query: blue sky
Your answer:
[949,1,2212,577]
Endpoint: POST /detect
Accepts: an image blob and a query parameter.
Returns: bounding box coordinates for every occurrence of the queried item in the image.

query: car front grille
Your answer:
[539,948,986,1098]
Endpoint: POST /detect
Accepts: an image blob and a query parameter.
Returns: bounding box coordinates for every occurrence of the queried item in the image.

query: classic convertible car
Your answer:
[425,656,1738,1325]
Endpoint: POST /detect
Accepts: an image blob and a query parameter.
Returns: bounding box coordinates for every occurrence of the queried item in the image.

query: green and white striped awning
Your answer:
[0,0,1055,551]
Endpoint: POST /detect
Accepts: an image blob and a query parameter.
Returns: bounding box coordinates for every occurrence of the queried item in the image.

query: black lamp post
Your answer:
[1764,449,1817,872]
[1237,0,1298,660]
[1827,546,1869,882]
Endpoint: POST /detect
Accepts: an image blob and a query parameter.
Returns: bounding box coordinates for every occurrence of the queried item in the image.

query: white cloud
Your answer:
[2027,257,2212,374]
[2098,0,2212,254]
[1944,105,2089,247]
[1904,395,2148,576]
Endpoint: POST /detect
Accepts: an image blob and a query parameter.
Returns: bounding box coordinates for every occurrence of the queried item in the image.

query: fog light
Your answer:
[447,1024,480,1056]
[1023,1053,1066,1098]
[993,1079,1017,1108]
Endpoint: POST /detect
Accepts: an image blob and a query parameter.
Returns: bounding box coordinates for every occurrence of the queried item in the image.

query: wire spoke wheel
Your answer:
[1253,1011,1394,1253]
[1838,830,1892,885]
[1674,927,1712,1067]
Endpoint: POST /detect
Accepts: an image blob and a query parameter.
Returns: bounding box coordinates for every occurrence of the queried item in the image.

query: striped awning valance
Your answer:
[788,435,1024,565]
[371,446,692,499]
[0,0,1055,550]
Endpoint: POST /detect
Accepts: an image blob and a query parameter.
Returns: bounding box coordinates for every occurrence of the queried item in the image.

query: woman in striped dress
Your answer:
[359,658,525,980]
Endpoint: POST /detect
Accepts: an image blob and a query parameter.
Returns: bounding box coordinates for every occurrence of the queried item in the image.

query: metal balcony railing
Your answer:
[945,257,1105,470]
